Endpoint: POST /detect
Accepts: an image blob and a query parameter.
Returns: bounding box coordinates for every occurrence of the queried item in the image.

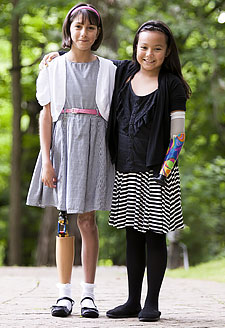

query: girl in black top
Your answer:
[106,20,191,322]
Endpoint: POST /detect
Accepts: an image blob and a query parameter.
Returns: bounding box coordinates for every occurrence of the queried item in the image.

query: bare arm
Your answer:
[39,104,57,188]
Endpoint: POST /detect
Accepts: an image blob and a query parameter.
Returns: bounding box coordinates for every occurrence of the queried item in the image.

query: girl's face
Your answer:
[136,30,168,74]
[70,14,99,51]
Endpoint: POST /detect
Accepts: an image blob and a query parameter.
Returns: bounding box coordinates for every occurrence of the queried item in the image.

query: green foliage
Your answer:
[97,211,126,265]
[0,198,9,265]
[180,157,225,264]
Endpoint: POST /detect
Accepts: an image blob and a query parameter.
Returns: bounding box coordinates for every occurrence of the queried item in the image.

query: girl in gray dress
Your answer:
[26,3,116,318]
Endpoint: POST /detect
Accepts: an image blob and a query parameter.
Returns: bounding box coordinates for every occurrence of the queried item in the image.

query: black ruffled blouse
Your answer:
[116,78,158,172]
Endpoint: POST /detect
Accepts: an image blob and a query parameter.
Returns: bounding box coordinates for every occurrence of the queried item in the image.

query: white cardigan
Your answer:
[36,55,117,122]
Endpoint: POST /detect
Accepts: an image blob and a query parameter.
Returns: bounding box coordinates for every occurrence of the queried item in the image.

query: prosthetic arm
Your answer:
[56,211,75,284]
[153,111,185,187]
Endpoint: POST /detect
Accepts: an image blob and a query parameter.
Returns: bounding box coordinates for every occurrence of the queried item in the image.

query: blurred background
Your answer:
[0,0,225,273]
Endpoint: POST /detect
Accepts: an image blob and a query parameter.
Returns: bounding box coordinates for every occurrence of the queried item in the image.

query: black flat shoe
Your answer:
[80,297,99,318]
[138,308,161,322]
[106,303,141,318]
[51,296,74,317]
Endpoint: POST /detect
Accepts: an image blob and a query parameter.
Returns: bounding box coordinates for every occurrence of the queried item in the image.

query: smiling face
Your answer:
[70,14,99,52]
[136,30,168,74]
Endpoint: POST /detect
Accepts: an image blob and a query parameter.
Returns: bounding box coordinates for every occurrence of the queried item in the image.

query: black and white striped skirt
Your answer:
[109,165,184,234]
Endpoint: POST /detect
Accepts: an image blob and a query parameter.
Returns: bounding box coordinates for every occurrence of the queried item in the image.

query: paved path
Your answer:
[0,266,224,328]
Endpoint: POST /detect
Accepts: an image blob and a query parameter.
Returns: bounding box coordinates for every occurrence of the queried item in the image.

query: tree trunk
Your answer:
[8,0,22,265]
[167,231,186,269]
[36,208,82,266]
[90,0,120,51]
[36,207,58,266]
[167,241,183,269]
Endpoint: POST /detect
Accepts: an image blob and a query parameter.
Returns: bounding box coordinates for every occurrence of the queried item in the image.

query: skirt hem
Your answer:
[108,221,185,234]
[26,202,111,214]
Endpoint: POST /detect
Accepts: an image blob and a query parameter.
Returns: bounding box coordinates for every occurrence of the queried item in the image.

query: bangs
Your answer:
[70,9,99,26]
[140,26,169,46]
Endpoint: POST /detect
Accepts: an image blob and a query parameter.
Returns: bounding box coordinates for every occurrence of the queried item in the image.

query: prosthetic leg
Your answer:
[56,211,75,283]
[51,211,75,317]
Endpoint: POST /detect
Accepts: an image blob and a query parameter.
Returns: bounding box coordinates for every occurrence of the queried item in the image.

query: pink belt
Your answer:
[61,108,101,116]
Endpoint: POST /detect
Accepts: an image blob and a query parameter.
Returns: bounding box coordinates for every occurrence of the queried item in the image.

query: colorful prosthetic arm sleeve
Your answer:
[153,111,185,186]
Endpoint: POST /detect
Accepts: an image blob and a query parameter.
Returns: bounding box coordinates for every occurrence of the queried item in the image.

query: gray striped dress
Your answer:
[26,58,115,214]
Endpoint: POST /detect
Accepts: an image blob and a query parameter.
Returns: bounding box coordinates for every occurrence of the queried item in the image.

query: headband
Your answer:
[70,6,100,23]
[140,24,170,37]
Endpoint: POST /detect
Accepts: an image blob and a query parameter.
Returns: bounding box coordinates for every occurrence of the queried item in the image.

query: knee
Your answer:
[77,211,97,234]
[147,230,166,248]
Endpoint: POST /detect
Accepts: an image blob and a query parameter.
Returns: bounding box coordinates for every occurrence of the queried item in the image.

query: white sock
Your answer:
[80,282,96,309]
[56,283,72,311]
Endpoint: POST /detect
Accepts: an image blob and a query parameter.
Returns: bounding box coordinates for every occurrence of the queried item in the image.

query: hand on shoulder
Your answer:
[39,52,59,70]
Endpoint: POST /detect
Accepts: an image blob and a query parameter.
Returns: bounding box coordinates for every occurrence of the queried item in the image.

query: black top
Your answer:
[116,77,158,172]
[107,60,187,174]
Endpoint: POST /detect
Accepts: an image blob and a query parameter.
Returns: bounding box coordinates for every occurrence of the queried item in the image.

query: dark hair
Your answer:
[62,3,103,51]
[132,20,191,98]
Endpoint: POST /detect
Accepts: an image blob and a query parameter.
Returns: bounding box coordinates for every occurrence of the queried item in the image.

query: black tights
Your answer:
[126,227,167,311]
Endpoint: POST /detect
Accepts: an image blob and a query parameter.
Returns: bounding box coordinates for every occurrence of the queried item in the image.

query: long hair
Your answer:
[132,20,191,98]
[62,3,103,51]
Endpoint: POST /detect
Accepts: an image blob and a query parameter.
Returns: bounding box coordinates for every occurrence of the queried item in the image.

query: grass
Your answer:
[166,258,225,283]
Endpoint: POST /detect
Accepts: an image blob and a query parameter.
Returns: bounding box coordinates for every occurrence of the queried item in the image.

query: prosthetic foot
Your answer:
[51,211,75,317]
[56,211,75,283]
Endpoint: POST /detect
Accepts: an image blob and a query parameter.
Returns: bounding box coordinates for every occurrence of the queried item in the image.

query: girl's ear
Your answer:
[96,27,101,39]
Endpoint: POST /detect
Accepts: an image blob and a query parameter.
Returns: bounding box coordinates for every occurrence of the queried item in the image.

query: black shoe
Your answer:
[80,297,99,318]
[106,303,141,318]
[51,297,74,317]
[138,307,161,322]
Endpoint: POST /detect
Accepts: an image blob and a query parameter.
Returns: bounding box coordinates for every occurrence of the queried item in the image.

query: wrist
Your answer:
[152,174,166,186]
[42,160,52,167]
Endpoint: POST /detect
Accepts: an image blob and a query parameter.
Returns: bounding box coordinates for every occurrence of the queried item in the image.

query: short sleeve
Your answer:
[111,59,130,68]
[59,50,67,56]
[169,76,187,113]
[36,67,50,106]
